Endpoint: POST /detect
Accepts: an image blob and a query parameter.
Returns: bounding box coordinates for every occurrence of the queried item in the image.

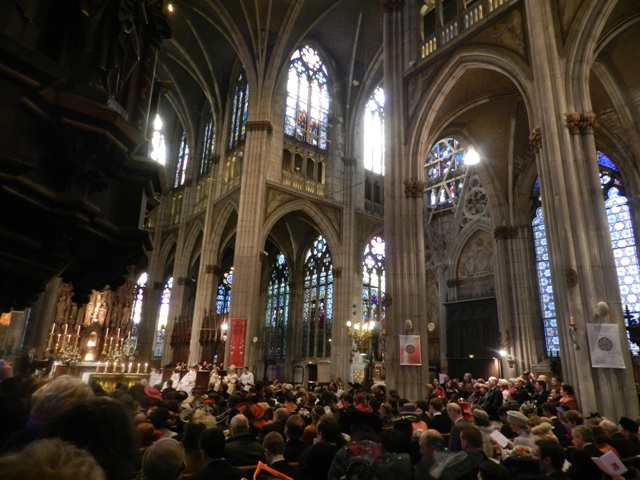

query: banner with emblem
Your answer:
[587,323,626,369]
[399,334,422,365]
[228,318,247,367]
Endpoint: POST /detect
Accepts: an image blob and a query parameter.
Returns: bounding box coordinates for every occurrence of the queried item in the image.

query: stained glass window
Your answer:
[425,138,466,211]
[174,131,189,188]
[533,151,640,356]
[364,87,385,174]
[265,253,289,361]
[532,206,560,357]
[229,72,249,149]
[155,277,172,356]
[302,235,333,357]
[215,267,233,315]
[200,113,216,176]
[150,114,166,165]
[285,46,330,150]
[131,272,148,325]
[363,236,386,361]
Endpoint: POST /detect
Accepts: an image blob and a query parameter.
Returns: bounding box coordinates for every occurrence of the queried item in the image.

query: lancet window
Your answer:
[155,277,172,357]
[229,72,249,150]
[302,236,333,357]
[200,113,216,176]
[264,253,289,361]
[150,114,166,165]
[215,267,233,315]
[362,236,386,361]
[131,272,147,325]
[364,87,385,175]
[174,131,189,188]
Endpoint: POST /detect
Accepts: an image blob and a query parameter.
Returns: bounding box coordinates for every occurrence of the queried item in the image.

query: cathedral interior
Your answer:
[2,0,640,418]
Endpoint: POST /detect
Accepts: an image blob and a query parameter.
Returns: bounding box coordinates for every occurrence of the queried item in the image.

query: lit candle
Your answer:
[105,327,109,338]
[116,328,121,338]
[77,324,81,335]
[105,361,109,373]
[51,323,56,334]
[128,362,132,374]
[64,323,68,335]
[121,363,125,373]
[96,362,101,373]
[112,362,117,373]
[127,330,131,340]
[136,363,141,374]
[144,363,148,373]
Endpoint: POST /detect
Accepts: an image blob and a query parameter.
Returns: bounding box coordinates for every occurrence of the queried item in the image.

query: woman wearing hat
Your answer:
[471,408,495,459]
[506,410,537,449]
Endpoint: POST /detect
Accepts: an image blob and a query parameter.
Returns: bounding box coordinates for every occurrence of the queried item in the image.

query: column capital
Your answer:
[381,0,405,13]
[529,127,542,153]
[493,225,519,240]
[246,120,273,134]
[403,179,425,198]
[205,264,221,275]
[566,112,597,135]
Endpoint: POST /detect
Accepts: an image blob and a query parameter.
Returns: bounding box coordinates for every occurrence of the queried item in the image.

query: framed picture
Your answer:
[399,335,422,366]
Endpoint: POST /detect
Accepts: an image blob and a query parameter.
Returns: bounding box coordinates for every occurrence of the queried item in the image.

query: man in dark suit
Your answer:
[284,414,311,462]
[17,347,37,378]
[481,376,503,418]
[447,402,472,451]
[566,425,605,480]
[538,441,571,479]
[259,407,290,444]
[299,414,346,480]
[264,431,300,479]
[541,402,570,447]
[600,418,639,459]
[224,414,266,466]
[426,397,453,434]
[189,427,245,480]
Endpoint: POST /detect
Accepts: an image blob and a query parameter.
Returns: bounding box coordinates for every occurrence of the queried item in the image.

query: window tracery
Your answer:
[302,236,333,357]
[265,253,289,361]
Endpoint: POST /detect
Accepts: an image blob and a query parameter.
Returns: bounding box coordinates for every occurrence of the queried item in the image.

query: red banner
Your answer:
[228,318,247,367]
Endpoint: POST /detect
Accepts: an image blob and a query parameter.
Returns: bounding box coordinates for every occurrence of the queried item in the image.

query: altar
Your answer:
[52,361,150,392]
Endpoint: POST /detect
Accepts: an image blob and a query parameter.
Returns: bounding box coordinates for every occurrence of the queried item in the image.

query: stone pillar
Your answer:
[525,0,637,418]
[226,120,273,372]
[383,0,429,401]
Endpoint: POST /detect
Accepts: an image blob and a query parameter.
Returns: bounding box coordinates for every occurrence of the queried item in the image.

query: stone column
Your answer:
[525,0,637,418]
[226,120,273,372]
[383,0,429,401]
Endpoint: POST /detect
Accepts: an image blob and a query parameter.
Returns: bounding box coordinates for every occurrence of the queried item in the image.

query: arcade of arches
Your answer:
[2,0,640,420]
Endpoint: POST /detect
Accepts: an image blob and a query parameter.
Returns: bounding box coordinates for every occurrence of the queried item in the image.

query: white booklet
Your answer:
[591,451,628,476]
[489,429,510,448]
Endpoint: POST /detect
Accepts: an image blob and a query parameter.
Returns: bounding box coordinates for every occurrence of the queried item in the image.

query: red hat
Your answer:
[144,384,163,402]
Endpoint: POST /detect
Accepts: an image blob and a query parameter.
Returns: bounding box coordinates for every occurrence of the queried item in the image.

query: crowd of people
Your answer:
[1,358,640,480]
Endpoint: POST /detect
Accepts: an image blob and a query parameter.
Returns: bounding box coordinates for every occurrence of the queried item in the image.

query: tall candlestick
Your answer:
[105,327,109,338]
[64,324,68,335]
[116,328,121,338]
[77,324,81,335]
[51,323,56,335]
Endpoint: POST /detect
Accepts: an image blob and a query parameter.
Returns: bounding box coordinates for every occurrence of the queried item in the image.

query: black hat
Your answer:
[620,417,639,433]
[339,410,383,434]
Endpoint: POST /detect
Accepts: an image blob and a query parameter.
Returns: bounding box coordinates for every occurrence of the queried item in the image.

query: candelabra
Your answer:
[346,320,375,353]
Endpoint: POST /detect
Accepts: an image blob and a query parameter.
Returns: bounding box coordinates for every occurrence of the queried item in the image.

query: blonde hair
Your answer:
[0,438,105,479]
[31,375,94,421]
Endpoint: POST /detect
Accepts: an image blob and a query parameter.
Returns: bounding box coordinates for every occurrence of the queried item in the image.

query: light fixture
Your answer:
[498,349,508,357]
[346,320,375,355]
[464,145,480,166]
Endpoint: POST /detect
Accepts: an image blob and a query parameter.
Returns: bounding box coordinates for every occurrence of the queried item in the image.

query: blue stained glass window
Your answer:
[265,253,290,361]
[229,72,249,150]
[285,46,330,150]
[302,235,333,357]
[215,267,233,315]
[364,87,385,174]
[174,131,189,188]
[533,151,640,357]
[532,207,560,357]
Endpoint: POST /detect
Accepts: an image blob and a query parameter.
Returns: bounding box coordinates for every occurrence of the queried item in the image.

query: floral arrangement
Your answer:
[105,350,125,364]
[298,407,311,422]
[510,445,535,460]
[59,348,82,367]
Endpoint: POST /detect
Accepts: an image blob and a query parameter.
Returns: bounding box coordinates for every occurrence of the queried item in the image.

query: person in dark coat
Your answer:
[566,425,605,480]
[189,427,245,480]
[299,414,346,480]
[447,402,472,451]
[426,397,453,434]
[224,413,266,466]
[264,431,300,479]
[600,418,639,459]
[481,377,503,418]
[284,414,311,463]
[259,407,290,444]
